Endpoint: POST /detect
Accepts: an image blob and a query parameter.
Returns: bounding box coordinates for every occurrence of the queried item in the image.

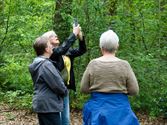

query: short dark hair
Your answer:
[33,36,48,56]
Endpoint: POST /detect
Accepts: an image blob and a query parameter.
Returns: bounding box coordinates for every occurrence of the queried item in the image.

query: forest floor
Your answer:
[0,103,167,125]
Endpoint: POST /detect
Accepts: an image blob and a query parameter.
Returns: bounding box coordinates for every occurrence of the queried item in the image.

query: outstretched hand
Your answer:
[73,24,80,37]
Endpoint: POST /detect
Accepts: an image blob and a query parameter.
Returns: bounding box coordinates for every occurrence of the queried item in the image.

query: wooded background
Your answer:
[0,0,166,117]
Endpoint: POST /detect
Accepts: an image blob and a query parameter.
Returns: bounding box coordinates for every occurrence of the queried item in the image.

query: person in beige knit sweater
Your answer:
[80,30,139,125]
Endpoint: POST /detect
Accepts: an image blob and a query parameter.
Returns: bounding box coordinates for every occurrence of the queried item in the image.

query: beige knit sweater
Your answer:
[80,56,139,96]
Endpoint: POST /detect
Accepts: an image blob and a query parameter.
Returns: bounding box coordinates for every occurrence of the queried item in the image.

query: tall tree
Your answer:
[0,0,9,47]
[54,0,72,41]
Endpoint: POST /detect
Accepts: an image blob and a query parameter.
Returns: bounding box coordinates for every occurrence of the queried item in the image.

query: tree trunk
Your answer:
[53,0,72,42]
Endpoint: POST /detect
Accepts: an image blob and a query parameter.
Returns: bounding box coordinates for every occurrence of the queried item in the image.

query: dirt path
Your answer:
[0,104,166,125]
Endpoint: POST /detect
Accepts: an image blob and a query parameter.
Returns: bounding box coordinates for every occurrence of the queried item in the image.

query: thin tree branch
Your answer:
[0,0,11,47]
[139,11,148,51]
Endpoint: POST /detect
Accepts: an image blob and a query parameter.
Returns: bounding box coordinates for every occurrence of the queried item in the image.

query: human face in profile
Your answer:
[50,36,60,47]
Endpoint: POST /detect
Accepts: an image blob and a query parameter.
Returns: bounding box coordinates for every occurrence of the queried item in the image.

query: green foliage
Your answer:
[0,90,32,109]
[70,91,90,109]
[0,0,55,108]
[0,53,32,92]
[0,0,166,118]
[71,0,167,117]
[129,52,167,116]
[111,0,167,117]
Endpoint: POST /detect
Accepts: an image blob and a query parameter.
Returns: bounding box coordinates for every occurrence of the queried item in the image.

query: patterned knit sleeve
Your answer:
[126,61,139,96]
[80,60,94,93]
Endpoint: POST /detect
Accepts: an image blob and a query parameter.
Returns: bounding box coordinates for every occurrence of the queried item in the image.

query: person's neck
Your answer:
[43,53,50,58]
[102,51,116,57]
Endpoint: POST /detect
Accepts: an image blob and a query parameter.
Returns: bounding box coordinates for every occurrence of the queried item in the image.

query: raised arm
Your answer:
[52,25,80,56]
[66,31,87,57]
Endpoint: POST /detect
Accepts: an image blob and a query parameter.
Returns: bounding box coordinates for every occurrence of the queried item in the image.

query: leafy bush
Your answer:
[0,54,33,92]
[0,90,32,109]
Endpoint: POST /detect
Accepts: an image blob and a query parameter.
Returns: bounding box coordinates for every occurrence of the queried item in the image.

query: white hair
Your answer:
[99,30,119,52]
[42,30,57,39]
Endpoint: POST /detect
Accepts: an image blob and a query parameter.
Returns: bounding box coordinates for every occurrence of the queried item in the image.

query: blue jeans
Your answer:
[61,92,70,125]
